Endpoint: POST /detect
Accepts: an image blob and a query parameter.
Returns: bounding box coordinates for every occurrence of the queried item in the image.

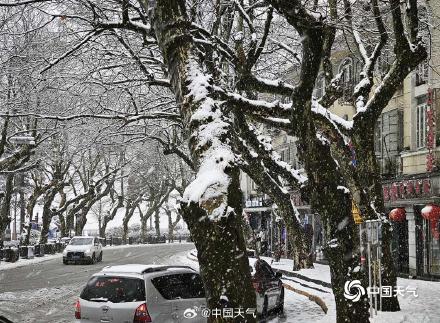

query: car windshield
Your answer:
[80,276,145,303]
[70,238,93,245]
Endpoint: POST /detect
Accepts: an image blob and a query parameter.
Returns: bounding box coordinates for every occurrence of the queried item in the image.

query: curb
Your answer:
[276,269,332,289]
[282,282,328,314]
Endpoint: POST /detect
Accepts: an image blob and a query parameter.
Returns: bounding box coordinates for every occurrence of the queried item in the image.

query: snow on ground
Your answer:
[182,249,440,323]
[0,283,81,323]
[0,242,193,271]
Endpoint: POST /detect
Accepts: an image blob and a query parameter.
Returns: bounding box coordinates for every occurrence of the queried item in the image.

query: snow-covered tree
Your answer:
[0,0,429,321]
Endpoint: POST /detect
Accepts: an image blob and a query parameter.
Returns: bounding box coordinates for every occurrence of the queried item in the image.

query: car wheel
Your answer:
[90,253,96,264]
[63,259,68,265]
[261,296,269,318]
[98,252,103,262]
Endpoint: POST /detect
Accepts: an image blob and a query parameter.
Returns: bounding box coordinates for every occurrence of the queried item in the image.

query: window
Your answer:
[279,147,290,163]
[314,75,325,99]
[354,61,363,85]
[281,96,292,104]
[374,120,382,153]
[416,101,427,148]
[81,276,146,303]
[339,58,353,102]
[151,273,205,300]
[377,52,391,77]
[416,61,429,86]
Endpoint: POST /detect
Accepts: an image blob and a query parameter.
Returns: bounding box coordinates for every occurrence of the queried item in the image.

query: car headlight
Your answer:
[63,249,68,256]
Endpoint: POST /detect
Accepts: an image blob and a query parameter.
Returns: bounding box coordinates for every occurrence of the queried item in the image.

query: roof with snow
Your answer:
[99,264,196,275]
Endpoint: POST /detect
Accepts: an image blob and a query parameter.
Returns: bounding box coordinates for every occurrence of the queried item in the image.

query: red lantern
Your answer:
[389,208,406,222]
[421,204,440,221]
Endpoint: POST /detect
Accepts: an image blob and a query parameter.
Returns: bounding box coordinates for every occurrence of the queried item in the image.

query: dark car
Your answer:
[251,259,284,317]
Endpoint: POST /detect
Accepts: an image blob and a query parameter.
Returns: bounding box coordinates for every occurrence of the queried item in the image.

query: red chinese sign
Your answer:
[383,179,432,202]
[426,88,436,172]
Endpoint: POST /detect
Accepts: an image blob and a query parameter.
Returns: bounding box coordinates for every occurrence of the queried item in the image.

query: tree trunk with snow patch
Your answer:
[147,0,257,317]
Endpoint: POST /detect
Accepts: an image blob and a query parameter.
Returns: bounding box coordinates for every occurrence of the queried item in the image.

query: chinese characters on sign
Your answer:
[383,178,431,202]
[426,88,436,172]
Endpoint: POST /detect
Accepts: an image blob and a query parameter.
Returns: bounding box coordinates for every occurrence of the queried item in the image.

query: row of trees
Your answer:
[1,123,187,245]
[0,0,431,322]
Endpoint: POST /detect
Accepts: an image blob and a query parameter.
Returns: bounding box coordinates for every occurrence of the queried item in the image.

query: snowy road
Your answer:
[0,243,194,323]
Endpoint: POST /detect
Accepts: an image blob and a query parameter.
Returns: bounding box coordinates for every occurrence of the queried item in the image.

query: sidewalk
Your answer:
[262,256,440,323]
[184,249,440,323]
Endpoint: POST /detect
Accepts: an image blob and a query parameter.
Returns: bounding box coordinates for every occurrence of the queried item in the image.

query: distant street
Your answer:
[0,243,194,323]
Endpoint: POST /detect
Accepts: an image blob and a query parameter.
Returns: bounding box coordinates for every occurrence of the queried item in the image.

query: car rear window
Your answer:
[151,273,205,300]
[80,276,145,303]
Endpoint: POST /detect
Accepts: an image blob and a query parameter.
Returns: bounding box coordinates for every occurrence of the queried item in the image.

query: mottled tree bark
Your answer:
[100,195,124,238]
[147,0,256,317]
[298,121,370,323]
[0,175,14,248]
[39,187,59,244]
[122,199,139,242]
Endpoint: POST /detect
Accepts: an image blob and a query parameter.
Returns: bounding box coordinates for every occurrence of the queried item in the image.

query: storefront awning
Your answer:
[421,204,440,221]
[389,208,406,222]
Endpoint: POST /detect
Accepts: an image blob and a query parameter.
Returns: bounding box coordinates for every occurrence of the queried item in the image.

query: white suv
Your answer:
[63,236,103,265]
[75,264,207,323]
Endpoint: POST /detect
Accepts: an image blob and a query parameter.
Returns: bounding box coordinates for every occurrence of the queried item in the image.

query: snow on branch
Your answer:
[269,38,301,64]
[311,100,353,134]
[215,87,291,118]
[0,112,180,123]
[240,75,295,97]
[0,0,49,6]
[238,118,307,187]
[40,30,102,74]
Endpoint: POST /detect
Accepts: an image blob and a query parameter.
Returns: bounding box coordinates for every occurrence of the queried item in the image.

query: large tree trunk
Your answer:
[181,168,256,312]
[310,176,370,323]
[122,202,137,242]
[0,174,14,248]
[100,195,124,238]
[298,110,370,323]
[147,0,257,316]
[39,188,58,244]
[167,206,181,243]
[154,209,160,237]
[353,133,400,311]
[24,190,40,245]
[233,112,311,270]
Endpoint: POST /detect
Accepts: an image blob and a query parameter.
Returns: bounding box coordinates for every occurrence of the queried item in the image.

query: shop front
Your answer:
[383,174,440,279]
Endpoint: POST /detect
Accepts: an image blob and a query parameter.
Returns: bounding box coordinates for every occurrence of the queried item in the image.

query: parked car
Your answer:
[63,236,103,265]
[251,259,284,317]
[75,264,206,323]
